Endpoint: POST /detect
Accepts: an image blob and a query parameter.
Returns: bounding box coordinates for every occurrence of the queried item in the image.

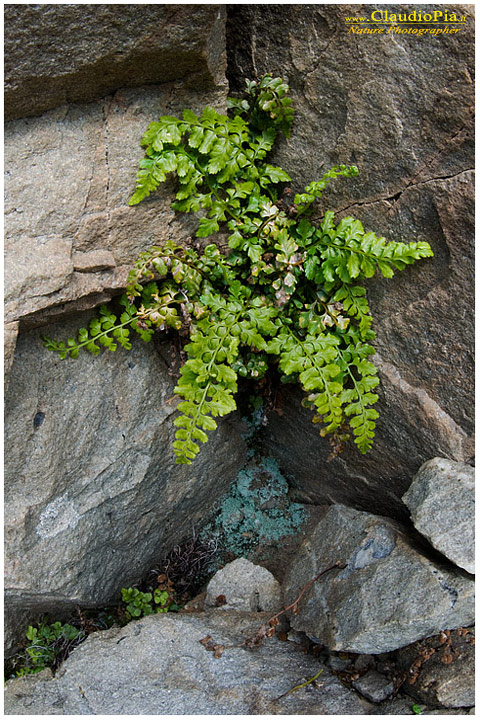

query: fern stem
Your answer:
[72,316,136,355]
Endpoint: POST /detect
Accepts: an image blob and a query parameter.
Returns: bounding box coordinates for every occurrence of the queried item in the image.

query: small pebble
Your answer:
[352,670,394,703]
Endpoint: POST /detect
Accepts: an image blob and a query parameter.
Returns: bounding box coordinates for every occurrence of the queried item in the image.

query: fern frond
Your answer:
[44,75,434,465]
[338,336,380,453]
[126,241,205,300]
[268,325,345,435]
[332,284,374,339]
[228,74,294,137]
[173,306,242,464]
[308,215,434,283]
[295,165,359,215]
[42,300,146,359]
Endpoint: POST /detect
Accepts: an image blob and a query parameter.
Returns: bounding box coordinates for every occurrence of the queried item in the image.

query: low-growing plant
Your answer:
[121,587,178,618]
[43,74,433,463]
[10,621,84,677]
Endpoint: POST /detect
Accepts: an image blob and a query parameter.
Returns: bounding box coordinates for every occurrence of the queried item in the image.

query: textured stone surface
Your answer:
[4,83,225,330]
[4,611,371,715]
[372,698,424,714]
[228,5,474,218]
[4,319,248,653]
[4,6,237,656]
[259,359,472,521]
[72,250,116,273]
[283,505,475,654]
[352,670,394,703]
[403,458,475,574]
[205,558,281,612]
[5,5,226,119]
[227,5,474,518]
[396,628,475,708]
[4,322,19,389]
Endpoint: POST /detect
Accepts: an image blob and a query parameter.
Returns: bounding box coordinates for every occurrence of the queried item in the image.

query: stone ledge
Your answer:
[5,5,227,120]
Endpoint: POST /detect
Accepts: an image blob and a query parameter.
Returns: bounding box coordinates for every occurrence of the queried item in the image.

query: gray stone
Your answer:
[327,652,353,672]
[205,558,281,612]
[4,610,371,715]
[4,319,248,653]
[4,8,236,655]
[352,670,394,703]
[5,6,228,388]
[372,697,420,714]
[4,322,19,390]
[72,250,116,273]
[283,505,475,654]
[5,235,74,317]
[424,711,473,716]
[403,458,475,574]
[228,5,474,518]
[4,83,225,330]
[5,5,226,120]
[396,628,475,709]
[353,654,375,673]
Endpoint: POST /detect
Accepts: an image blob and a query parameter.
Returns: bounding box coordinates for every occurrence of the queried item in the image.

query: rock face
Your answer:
[227,5,475,517]
[205,558,281,612]
[396,628,475,708]
[403,458,475,574]
[4,7,474,698]
[4,611,371,715]
[283,505,475,654]
[4,6,235,654]
[4,322,19,390]
[5,5,227,336]
[4,83,225,329]
[4,319,247,652]
[5,4,226,120]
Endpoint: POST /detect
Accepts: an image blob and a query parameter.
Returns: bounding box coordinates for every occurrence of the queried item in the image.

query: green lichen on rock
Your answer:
[202,457,305,557]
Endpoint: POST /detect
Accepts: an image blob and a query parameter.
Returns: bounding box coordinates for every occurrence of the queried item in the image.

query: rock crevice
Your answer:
[4,5,474,677]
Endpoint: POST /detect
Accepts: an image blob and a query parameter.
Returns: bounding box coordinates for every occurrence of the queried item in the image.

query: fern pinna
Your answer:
[44,75,433,464]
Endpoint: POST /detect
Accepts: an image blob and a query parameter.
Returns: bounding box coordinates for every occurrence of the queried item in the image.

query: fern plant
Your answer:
[43,75,433,464]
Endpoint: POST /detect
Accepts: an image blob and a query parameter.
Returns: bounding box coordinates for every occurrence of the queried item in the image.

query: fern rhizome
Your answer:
[44,76,433,464]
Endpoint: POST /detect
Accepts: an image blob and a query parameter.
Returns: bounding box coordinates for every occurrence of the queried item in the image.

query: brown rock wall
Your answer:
[226,5,474,515]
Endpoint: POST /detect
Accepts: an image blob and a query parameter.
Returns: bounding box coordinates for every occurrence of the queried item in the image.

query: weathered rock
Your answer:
[260,345,473,522]
[72,250,116,273]
[327,652,353,672]
[4,321,19,389]
[4,83,225,331]
[352,670,394,703]
[283,505,475,654]
[5,5,226,120]
[375,700,472,715]
[4,319,248,653]
[4,611,371,715]
[205,558,281,612]
[199,457,309,576]
[353,654,375,673]
[228,5,474,518]
[4,5,236,656]
[396,628,475,709]
[424,711,473,716]
[5,4,228,393]
[403,458,475,574]
[372,697,422,715]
